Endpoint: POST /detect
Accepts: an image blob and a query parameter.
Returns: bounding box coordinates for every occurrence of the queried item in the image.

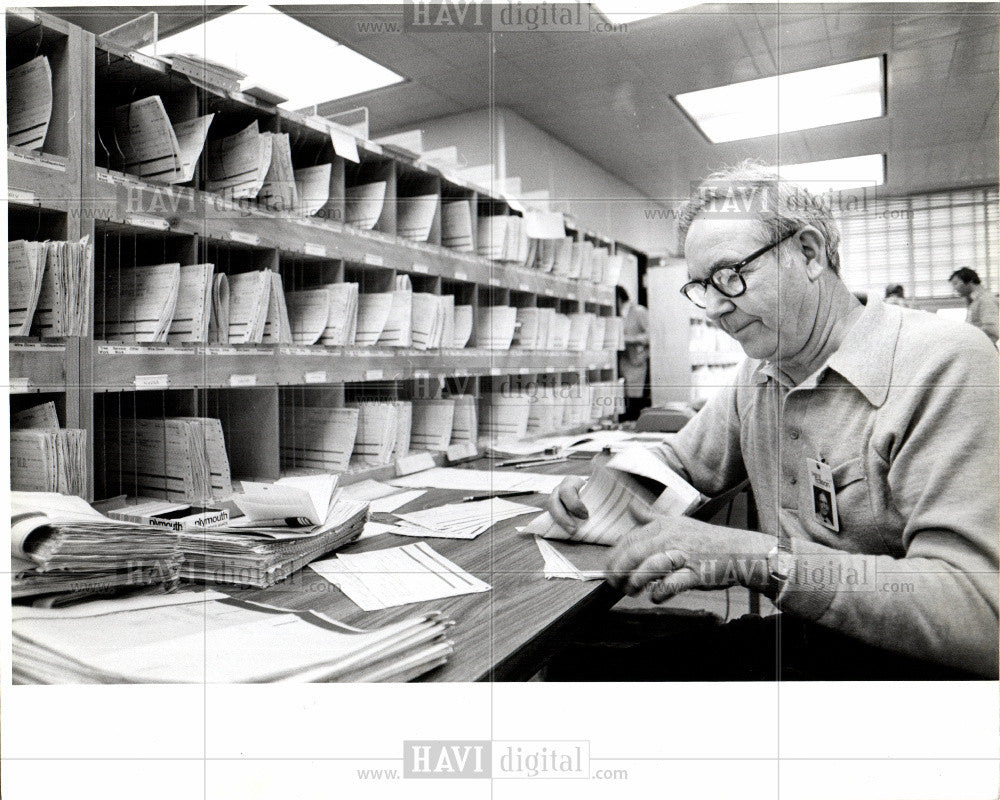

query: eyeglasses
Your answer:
[680,229,798,308]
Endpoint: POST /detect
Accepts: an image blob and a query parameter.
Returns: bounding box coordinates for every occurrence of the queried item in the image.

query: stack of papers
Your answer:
[452,306,474,348]
[7,55,53,150]
[206,120,273,200]
[310,541,491,611]
[105,417,231,503]
[525,447,704,545]
[356,292,394,346]
[113,96,214,184]
[513,307,547,349]
[226,270,290,344]
[318,283,359,346]
[441,200,474,251]
[535,537,605,581]
[8,240,47,336]
[390,467,564,493]
[410,293,448,349]
[527,389,563,434]
[450,395,478,443]
[31,238,93,338]
[180,491,368,587]
[262,272,292,343]
[293,163,333,216]
[11,492,182,600]
[209,273,230,343]
[410,399,456,450]
[350,401,412,466]
[477,216,529,263]
[604,316,625,349]
[377,275,413,347]
[256,132,297,212]
[588,316,608,350]
[96,263,181,343]
[12,400,60,429]
[479,393,532,441]
[475,305,517,350]
[167,264,215,343]
[280,405,360,472]
[234,474,340,527]
[590,379,625,420]
[391,498,538,540]
[568,313,593,351]
[285,288,333,345]
[11,428,87,497]
[547,313,571,350]
[345,181,387,229]
[396,194,438,242]
[13,592,455,683]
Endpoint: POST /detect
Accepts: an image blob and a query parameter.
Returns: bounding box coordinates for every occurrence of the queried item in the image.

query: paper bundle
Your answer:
[449,395,478,444]
[280,405,360,472]
[32,238,93,338]
[527,389,563,435]
[391,498,537,540]
[441,200,474,251]
[525,447,704,545]
[350,401,411,466]
[345,181,387,229]
[256,132,298,212]
[113,96,214,183]
[209,273,230,343]
[8,240,47,336]
[550,237,575,276]
[475,305,517,350]
[285,288,332,346]
[11,492,182,601]
[604,316,625,350]
[567,313,593,351]
[590,379,625,420]
[452,305,473,348]
[479,393,532,441]
[547,313,571,350]
[11,428,87,497]
[356,292,394,346]
[96,263,180,343]
[588,316,608,351]
[410,399,456,451]
[262,272,292,344]
[7,55,53,150]
[206,120,273,200]
[227,270,271,343]
[12,401,60,430]
[410,293,447,350]
[396,194,438,242]
[293,163,333,216]
[377,275,413,347]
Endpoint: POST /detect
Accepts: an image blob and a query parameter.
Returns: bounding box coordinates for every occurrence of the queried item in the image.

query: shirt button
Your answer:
[790,477,798,485]
[789,430,800,440]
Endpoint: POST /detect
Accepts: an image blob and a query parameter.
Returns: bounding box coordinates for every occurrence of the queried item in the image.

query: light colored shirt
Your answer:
[620,302,650,398]
[655,298,999,676]
[967,284,999,343]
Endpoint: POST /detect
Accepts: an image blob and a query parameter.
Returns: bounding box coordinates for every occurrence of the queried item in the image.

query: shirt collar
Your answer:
[749,297,901,406]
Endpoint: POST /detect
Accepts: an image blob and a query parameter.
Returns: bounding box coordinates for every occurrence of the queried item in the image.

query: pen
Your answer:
[460,490,535,502]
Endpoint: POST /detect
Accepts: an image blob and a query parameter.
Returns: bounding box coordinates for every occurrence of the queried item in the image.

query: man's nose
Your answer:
[704,285,736,322]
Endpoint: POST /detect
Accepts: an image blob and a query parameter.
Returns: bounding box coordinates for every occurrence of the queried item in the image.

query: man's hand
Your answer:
[547,476,589,534]
[605,502,758,603]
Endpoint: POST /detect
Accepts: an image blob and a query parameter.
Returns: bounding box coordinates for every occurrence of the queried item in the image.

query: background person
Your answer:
[949,267,999,343]
[615,285,651,422]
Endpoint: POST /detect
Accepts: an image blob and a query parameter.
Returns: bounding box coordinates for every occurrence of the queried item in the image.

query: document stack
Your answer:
[604,316,625,350]
[475,305,518,350]
[209,273,230,343]
[181,480,368,588]
[512,307,547,349]
[410,399,456,451]
[318,283,360,346]
[280,403,360,472]
[8,240,47,336]
[11,402,87,497]
[294,162,333,217]
[13,595,453,683]
[527,389,563,435]
[23,238,93,338]
[345,181,387,229]
[604,252,627,288]
[377,275,413,347]
[449,395,478,444]
[113,96,214,184]
[451,306,474,348]
[11,491,182,601]
[226,270,291,344]
[7,55,53,150]
[356,290,394,345]
[410,293,450,349]
[96,263,181,343]
[590,379,626,420]
[441,200,474,251]
[168,264,215,343]
[479,393,532,441]
[105,417,232,503]
[588,315,608,350]
[255,132,297,212]
[396,194,439,242]
[350,401,413,466]
[548,313,571,350]
[477,216,529,263]
[206,120,296,203]
[286,282,359,346]
[567,313,593,351]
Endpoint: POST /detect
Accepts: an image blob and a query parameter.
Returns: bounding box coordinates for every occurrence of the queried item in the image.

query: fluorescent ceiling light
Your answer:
[592,1,701,24]
[778,154,885,194]
[675,56,885,143]
[140,6,404,109]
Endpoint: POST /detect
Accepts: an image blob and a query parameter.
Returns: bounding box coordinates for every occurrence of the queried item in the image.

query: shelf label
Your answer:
[229,373,257,387]
[228,231,260,246]
[10,341,65,352]
[518,283,530,292]
[198,346,271,356]
[9,377,31,391]
[125,213,170,231]
[568,292,578,300]
[304,242,327,257]
[446,442,478,462]
[454,369,470,377]
[278,346,315,356]
[364,369,384,381]
[304,370,327,384]
[490,367,502,376]
[8,188,37,204]
[134,373,170,389]
[546,364,558,372]
[413,370,431,380]
[544,288,555,296]
[518,367,530,374]
[98,344,194,355]
[396,452,436,476]
[412,263,430,274]
[454,270,468,282]
[363,253,384,267]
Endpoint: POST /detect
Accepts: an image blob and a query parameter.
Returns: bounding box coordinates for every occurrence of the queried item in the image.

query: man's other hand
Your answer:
[547,476,589,533]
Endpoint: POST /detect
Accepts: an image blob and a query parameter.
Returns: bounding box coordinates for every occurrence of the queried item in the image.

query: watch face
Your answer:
[769,547,793,580]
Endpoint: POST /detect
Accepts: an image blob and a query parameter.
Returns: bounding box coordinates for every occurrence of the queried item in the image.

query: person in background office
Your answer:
[549,162,999,680]
[883,283,909,307]
[615,285,651,421]
[949,267,999,343]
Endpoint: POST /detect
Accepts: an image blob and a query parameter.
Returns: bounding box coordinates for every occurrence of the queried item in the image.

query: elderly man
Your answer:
[949,267,999,343]
[549,163,999,680]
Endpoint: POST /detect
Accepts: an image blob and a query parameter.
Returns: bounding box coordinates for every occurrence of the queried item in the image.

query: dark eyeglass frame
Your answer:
[680,228,799,308]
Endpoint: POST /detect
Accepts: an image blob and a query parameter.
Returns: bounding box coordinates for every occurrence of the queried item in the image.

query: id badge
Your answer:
[806,458,840,532]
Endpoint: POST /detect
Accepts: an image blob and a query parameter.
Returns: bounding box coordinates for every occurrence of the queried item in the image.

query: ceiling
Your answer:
[58,3,999,204]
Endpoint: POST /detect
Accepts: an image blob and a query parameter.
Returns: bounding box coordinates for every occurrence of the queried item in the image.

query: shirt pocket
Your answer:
[829,456,878,538]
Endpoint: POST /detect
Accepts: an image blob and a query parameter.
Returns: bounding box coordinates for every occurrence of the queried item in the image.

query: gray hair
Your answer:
[677,160,842,274]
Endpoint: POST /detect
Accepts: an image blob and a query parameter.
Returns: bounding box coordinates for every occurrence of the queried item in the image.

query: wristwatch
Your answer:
[767,542,795,599]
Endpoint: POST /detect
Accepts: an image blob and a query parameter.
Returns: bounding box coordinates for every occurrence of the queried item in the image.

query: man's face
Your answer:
[684,215,816,362]
[950,277,972,298]
[818,495,831,518]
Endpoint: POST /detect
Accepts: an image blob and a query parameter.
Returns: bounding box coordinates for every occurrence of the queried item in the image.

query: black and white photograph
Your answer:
[3,1,998,798]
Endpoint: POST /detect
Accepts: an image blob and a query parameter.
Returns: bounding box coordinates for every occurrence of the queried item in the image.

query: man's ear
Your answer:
[797,226,828,281]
